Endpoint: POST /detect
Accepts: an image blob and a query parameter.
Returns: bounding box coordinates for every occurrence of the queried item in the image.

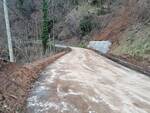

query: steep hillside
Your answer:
[0,0,117,61]
[0,1,150,112]
[94,0,150,69]
[1,1,117,42]
[95,0,150,40]
[0,0,149,66]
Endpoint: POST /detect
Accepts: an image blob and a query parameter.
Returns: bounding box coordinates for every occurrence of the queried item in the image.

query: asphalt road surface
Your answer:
[27,48,150,113]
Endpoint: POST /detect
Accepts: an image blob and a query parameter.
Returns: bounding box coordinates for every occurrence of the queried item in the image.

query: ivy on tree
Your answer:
[80,16,93,36]
[41,0,49,54]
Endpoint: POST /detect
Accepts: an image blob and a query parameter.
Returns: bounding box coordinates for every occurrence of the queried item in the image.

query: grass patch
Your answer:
[112,25,150,60]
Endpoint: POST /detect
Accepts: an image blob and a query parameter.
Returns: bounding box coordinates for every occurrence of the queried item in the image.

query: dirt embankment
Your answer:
[94,0,136,42]
[0,51,69,113]
[94,0,150,72]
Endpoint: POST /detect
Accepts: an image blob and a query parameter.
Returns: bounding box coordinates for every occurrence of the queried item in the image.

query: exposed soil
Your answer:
[94,0,132,42]
[94,0,144,42]
[93,0,150,74]
[0,51,68,113]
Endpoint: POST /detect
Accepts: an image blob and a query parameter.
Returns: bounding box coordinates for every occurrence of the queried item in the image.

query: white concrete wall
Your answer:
[88,41,112,54]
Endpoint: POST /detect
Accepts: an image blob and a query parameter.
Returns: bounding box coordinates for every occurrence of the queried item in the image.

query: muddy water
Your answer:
[27,48,150,113]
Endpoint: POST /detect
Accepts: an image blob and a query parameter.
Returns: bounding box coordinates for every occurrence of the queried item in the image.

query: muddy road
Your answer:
[27,48,150,113]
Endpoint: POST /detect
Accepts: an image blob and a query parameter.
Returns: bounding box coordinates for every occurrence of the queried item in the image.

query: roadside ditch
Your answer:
[0,48,71,113]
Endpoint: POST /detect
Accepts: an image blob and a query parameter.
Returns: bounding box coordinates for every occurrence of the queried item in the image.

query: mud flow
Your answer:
[27,48,150,113]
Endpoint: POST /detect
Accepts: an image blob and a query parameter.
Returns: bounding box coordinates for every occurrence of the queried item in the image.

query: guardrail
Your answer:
[91,49,150,76]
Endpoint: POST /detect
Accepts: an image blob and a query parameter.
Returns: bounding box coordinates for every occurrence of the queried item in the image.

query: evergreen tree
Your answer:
[41,0,49,54]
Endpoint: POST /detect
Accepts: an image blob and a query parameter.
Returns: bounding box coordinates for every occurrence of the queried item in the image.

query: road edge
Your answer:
[0,48,71,113]
[90,49,150,76]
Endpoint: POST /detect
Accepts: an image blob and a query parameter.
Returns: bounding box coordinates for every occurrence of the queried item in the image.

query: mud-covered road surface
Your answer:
[27,48,150,113]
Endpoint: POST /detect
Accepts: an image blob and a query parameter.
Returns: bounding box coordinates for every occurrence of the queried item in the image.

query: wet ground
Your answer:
[27,48,150,113]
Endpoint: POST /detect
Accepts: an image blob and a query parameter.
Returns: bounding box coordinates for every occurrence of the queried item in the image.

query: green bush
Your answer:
[90,0,100,6]
[90,0,109,7]
[78,42,87,48]
[79,16,93,36]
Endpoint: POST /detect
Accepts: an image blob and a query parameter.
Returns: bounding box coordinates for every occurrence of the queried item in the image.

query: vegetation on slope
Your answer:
[94,0,150,66]
[112,24,150,61]
[41,0,49,54]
